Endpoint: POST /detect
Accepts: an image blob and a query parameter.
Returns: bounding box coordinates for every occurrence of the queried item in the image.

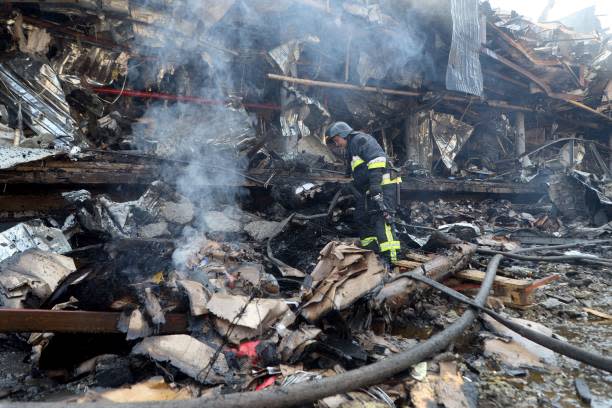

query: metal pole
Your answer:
[608,133,612,171]
[515,112,526,167]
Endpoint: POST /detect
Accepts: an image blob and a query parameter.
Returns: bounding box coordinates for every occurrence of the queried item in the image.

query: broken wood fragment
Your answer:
[393,260,423,270]
[375,243,475,309]
[583,307,612,320]
[454,269,559,308]
[143,287,166,325]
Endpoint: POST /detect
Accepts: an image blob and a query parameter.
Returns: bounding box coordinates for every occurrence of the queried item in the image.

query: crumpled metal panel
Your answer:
[342,2,389,25]
[0,55,80,148]
[570,170,612,206]
[280,87,330,141]
[0,249,76,309]
[431,113,474,169]
[63,181,194,239]
[0,220,71,263]
[405,111,433,171]
[445,0,483,97]
[0,146,64,169]
[268,36,319,75]
[53,43,128,86]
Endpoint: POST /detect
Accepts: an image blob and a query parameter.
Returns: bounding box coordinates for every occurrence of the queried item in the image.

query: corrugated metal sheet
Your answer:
[0,56,80,148]
[445,0,483,97]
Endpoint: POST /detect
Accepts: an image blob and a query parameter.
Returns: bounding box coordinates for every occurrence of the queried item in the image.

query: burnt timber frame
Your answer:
[0,155,543,196]
[0,309,188,334]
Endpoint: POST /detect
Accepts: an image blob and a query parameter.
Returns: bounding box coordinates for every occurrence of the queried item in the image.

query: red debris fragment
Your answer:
[255,375,276,391]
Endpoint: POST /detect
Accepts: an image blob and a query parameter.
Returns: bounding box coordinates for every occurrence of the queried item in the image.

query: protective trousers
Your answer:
[353,170,402,263]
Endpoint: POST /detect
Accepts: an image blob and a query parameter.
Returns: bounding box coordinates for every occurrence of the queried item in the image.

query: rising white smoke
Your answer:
[128,0,255,271]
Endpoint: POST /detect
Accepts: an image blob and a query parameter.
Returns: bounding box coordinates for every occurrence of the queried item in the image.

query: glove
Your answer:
[371,193,387,213]
[372,193,395,222]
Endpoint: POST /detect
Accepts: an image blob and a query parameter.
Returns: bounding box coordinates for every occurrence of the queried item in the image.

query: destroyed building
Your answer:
[0,0,611,407]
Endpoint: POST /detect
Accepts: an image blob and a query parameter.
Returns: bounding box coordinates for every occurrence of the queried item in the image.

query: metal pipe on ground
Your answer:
[0,260,501,408]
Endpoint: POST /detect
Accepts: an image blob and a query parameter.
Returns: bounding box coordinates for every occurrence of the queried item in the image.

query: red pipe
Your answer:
[93,87,281,111]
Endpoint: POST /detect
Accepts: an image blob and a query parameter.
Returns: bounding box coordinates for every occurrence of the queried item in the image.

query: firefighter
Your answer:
[326,121,402,265]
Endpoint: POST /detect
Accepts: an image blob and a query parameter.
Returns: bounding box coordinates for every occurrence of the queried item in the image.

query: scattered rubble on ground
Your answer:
[0,0,611,407]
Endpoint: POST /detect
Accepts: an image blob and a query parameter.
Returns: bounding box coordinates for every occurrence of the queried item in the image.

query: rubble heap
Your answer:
[0,1,611,407]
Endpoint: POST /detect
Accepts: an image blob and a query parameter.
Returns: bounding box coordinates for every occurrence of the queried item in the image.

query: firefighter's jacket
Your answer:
[346,131,393,194]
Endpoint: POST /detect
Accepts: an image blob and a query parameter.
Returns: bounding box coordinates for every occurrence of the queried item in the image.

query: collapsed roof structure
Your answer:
[0,1,610,407]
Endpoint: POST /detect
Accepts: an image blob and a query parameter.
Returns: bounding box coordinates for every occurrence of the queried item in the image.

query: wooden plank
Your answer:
[403,251,431,263]
[456,269,531,288]
[583,307,612,320]
[0,309,188,334]
[454,269,558,308]
[524,274,561,293]
[394,260,423,270]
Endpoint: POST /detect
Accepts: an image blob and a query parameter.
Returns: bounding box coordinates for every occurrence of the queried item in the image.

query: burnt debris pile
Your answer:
[0,1,611,407]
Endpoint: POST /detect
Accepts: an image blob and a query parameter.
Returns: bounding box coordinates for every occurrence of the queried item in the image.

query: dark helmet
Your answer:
[327,121,353,139]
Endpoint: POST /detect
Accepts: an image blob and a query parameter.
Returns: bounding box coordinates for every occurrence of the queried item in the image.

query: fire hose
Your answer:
[4,248,610,408]
[401,272,612,373]
[2,259,501,408]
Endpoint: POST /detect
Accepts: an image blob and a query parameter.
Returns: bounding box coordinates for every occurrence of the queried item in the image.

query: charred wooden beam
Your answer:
[0,157,544,197]
[375,243,476,309]
[0,160,161,185]
[0,193,74,221]
[0,309,188,334]
[487,22,561,67]
[400,177,543,196]
[482,48,612,123]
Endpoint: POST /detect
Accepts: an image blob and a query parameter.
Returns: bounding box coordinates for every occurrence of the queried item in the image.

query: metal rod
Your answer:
[268,73,421,96]
[267,74,535,112]
[93,88,281,111]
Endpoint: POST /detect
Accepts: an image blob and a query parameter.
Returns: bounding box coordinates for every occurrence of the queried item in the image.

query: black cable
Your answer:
[400,272,612,373]
[477,247,612,266]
